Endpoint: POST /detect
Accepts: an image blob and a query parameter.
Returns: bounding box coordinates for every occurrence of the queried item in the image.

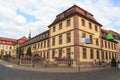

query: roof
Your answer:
[0,37,16,45]
[0,37,16,42]
[101,29,119,42]
[17,36,28,44]
[20,30,49,47]
[48,5,102,27]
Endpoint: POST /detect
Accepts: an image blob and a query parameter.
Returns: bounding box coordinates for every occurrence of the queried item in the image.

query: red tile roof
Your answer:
[0,36,27,45]
[0,37,16,45]
[48,5,102,27]
[17,36,27,44]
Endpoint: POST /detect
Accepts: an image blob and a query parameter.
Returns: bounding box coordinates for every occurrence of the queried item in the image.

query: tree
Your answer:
[111,57,116,67]
[17,47,23,58]
[26,47,32,56]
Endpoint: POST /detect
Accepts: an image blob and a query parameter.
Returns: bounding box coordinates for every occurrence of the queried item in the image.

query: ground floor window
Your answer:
[96,50,100,59]
[106,52,108,60]
[47,51,49,59]
[67,48,71,59]
[58,49,62,59]
[82,48,86,59]
[90,49,93,59]
[52,50,55,59]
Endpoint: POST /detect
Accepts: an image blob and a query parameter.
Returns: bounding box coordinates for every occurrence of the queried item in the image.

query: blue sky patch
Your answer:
[16,9,38,23]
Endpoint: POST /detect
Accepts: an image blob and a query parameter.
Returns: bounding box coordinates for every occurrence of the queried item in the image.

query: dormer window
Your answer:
[53,26,56,32]
[60,13,64,19]
[84,11,89,17]
[2,41,6,44]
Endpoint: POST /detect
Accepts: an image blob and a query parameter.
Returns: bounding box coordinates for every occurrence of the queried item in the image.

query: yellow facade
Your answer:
[21,5,118,66]
[0,44,15,56]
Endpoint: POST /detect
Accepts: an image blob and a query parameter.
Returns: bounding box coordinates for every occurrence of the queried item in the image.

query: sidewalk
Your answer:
[0,60,110,73]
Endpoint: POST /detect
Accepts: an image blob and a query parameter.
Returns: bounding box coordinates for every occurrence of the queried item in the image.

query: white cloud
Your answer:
[0,0,120,39]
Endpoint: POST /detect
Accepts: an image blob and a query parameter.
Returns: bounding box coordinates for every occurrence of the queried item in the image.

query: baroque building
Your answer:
[20,5,118,67]
[0,36,27,57]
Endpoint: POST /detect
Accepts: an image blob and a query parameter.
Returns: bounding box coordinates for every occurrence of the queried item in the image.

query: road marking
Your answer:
[4,65,14,68]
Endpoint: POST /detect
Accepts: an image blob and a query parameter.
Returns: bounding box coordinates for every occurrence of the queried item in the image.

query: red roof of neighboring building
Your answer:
[17,36,27,44]
[0,36,27,45]
[0,37,16,45]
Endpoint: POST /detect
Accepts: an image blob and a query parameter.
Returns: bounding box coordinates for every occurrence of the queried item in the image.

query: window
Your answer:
[96,39,99,46]
[95,25,98,31]
[47,51,49,59]
[59,23,62,30]
[82,32,86,38]
[84,11,89,17]
[39,43,41,49]
[66,32,71,43]
[43,52,45,58]
[67,48,71,59]
[81,19,85,26]
[96,50,99,59]
[52,50,55,59]
[114,44,116,50]
[101,40,103,47]
[105,41,107,48]
[89,35,93,44]
[106,52,108,60]
[44,41,46,48]
[59,35,62,44]
[89,23,92,29]
[58,49,62,59]
[33,44,36,49]
[109,52,111,59]
[111,43,113,49]
[112,52,114,58]
[115,53,117,59]
[53,26,56,32]
[38,43,39,49]
[102,51,104,60]
[41,42,43,49]
[10,46,12,49]
[52,37,55,46]
[66,19,71,26]
[108,42,110,49]
[90,49,93,59]
[83,48,86,59]
[47,40,49,47]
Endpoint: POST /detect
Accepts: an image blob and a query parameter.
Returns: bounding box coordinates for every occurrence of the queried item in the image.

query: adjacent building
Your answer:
[0,36,27,57]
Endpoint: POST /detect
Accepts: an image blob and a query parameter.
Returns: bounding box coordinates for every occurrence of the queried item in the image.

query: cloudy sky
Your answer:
[0,0,120,39]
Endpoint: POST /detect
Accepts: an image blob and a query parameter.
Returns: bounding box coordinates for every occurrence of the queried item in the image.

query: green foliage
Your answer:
[26,47,32,56]
[3,54,11,61]
[111,57,116,67]
[17,48,23,58]
[33,54,39,57]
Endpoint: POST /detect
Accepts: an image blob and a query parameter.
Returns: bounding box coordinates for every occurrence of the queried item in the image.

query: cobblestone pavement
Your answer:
[1,60,120,80]
[0,60,109,72]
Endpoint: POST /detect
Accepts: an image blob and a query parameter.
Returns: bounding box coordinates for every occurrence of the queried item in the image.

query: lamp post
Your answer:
[17,47,20,65]
[32,48,36,67]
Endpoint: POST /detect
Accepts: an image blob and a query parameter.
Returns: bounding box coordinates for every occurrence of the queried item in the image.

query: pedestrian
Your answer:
[92,60,96,69]
[118,61,120,69]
